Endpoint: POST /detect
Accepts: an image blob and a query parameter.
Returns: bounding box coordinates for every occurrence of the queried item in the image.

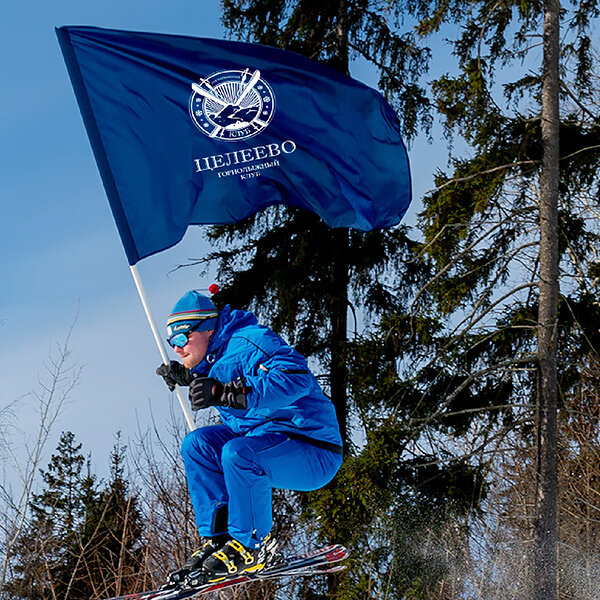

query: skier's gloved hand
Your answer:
[221,379,249,410]
[189,377,250,410]
[189,377,223,410]
[156,361,193,391]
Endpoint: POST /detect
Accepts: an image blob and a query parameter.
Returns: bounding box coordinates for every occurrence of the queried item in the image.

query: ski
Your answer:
[103,544,348,600]
[182,544,349,597]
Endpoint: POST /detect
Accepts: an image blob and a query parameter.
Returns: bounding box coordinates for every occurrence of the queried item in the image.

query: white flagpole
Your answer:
[129,264,197,431]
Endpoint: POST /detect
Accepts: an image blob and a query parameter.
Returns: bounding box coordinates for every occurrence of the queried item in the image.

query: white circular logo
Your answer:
[189,68,276,141]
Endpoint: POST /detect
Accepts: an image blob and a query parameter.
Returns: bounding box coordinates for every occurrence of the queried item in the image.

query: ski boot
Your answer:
[197,533,278,583]
[164,535,229,588]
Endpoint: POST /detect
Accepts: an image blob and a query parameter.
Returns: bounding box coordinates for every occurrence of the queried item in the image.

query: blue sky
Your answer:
[0,1,440,476]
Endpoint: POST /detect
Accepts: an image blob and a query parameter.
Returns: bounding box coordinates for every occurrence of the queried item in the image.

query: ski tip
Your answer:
[325,544,350,563]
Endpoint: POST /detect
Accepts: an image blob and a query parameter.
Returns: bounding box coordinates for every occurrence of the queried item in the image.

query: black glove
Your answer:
[189,377,249,411]
[156,361,193,391]
[189,377,224,410]
[221,379,249,410]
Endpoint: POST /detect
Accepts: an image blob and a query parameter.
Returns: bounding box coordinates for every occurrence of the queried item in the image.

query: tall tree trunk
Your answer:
[535,0,560,598]
[330,228,350,450]
[329,0,350,452]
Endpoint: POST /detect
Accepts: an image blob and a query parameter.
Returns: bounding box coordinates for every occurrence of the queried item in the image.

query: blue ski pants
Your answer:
[180,425,343,549]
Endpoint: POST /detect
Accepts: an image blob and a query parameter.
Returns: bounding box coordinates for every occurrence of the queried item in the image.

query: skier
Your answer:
[156,290,343,585]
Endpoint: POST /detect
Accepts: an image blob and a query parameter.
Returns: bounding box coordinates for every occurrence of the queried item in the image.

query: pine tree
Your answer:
[395,1,600,597]
[6,432,145,600]
[77,434,144,599]
[6,431,96,600]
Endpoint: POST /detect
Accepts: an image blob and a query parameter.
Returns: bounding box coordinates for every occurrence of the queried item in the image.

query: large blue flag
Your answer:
[57,26,411,265]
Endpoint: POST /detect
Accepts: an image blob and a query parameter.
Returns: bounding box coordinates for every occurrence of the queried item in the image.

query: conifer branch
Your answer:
[410,417,533,469]
[560,144,600,161]
[427,160,540,194]
[410,214,511,317]
[402,352,538,438]
[560,80,599,120]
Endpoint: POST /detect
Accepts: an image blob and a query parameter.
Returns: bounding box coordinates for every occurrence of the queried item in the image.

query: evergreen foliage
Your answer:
[403,0,600,493]
[6,432,144,600]
[393,2,599,597]
[6,431,95,600]
[221,0,432,138]
[76,434,144,598]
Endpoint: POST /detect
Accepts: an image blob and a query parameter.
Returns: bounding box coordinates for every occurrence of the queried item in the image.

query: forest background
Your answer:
[1,1,600,600]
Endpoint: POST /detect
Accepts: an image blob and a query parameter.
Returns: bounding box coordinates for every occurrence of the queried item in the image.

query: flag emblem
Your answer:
[189,68,276,141]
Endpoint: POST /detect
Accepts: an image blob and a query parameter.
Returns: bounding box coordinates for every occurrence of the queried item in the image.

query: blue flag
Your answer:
[57,26,411,265]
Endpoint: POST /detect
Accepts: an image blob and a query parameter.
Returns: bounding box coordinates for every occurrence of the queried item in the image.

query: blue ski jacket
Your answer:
[191,305,343,453]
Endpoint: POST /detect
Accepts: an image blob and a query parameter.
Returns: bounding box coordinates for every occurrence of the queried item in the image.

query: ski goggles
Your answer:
[167,321,204,348]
